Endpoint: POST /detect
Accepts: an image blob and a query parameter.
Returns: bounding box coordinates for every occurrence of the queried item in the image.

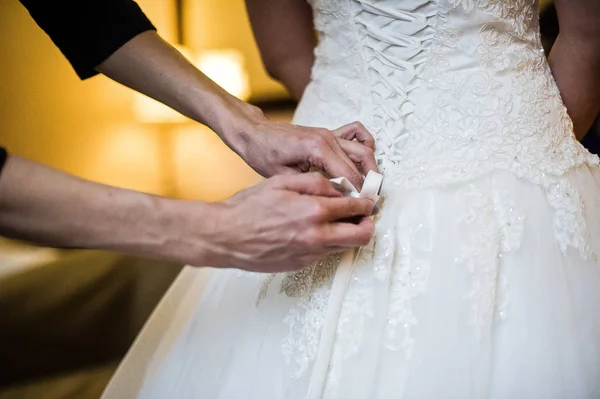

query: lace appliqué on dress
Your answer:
[265,0,599,385]
[323,216,434,397]
[282,286,331,378]
[254,254,342,377]
[256,254,342,306]
[547,180,596,260]
[455,184,524,337]
[383,222,433,357]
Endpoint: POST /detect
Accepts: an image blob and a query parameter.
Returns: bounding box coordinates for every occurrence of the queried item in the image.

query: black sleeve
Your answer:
[0,147,7,178]
[19,0,156,80]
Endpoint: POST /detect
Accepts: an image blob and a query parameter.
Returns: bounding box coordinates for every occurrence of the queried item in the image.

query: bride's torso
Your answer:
[293,0,598,188]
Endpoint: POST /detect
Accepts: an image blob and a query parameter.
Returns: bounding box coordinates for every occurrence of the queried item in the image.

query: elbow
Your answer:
[261,54,315,100]
[259,51,284,82]
[262,53,311,84]
[265,66,279,81]
[263,61,284,84]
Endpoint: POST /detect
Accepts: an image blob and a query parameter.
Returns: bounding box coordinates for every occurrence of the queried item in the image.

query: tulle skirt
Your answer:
[102,166,600,399]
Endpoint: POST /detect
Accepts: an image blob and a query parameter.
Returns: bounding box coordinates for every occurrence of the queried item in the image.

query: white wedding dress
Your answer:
[102,1,600,398]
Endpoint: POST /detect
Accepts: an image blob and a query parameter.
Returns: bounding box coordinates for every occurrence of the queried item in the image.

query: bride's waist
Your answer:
[377,140,596,190]
[301,77,567,133]
[310,68,561,107]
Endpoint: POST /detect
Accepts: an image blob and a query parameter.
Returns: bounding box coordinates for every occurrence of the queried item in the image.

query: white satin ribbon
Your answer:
[307,170,384,399]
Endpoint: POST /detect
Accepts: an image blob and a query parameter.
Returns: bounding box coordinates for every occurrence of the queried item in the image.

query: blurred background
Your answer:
[0,1,598,398]
[0,0,295,202]
[0,1,296,398]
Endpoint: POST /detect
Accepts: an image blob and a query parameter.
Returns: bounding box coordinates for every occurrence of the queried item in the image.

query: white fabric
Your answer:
[308,171,383,399]
[102,1,600,398]
[308,249,358,399]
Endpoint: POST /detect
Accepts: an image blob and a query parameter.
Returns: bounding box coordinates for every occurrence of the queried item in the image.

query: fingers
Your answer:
[271,173,341,197]
[296,217,374,256]
[314,197,375,222]
[320,217,375,247]
[331,121,376,150]
[307,134,365,189]
[326,135,365,184]
[336,138,379,174]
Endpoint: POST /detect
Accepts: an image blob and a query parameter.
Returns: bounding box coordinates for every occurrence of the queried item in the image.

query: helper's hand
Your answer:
[96,32,377,188]
[224,105,379,189]
[195,173,375,272]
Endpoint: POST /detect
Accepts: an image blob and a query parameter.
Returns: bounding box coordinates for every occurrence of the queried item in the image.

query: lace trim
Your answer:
[282,287,331,378]
[256,254,341,305]
[547,180,596,260]
[454,184,525,337]
[264,0,600,385]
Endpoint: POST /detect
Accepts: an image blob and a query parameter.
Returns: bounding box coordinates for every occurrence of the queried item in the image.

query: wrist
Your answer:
[202,95,267,157]
[153,198,230,268]
[94,192,182,262]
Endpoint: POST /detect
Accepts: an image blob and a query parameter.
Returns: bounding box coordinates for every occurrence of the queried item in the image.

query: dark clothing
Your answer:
[0,147,7,177]
[18,0,155,80]
[0,1,157,176]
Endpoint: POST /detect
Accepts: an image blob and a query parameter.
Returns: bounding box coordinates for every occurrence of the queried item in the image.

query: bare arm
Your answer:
[245,0,316,100]
[19,0,376,187]
[549,0,600,139]
[0,155,213,263]
[97,31,245,147]
[0,155,374,272]
[97,31,377,186]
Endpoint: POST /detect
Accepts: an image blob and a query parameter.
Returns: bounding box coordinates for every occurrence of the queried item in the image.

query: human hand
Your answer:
[96,32,378,187]
[193,173,375,272]
[223,105,379,189]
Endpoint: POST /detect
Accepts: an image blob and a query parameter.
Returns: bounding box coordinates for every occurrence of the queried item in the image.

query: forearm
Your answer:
[96,31,263,148]
[548,0,600,140]
[0,156,375,273]
[549,34,600,139]
[0,155,214,264]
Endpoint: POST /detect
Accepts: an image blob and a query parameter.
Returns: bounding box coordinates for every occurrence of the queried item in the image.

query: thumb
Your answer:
[273,173,342,197]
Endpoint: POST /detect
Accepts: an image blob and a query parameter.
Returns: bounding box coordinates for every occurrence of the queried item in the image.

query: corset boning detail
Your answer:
[298,0,599,190]
[354,0,437,167]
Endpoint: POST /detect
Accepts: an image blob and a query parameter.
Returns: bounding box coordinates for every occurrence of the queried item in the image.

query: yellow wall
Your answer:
[0,0,262,200]
[185,0,288,101]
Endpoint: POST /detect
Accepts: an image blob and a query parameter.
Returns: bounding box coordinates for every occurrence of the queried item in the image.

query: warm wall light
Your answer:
[196,49,251,101]
[173,124,262,201]
[131,45,252,197]
[134,47,251,122]
[133,96,188,124]
[86,125,164,194]
[132,45,195,196]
